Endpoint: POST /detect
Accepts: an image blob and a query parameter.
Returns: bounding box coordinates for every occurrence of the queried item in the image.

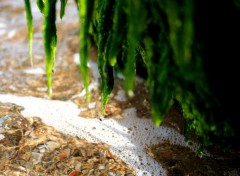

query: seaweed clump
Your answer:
[24,0,240,149]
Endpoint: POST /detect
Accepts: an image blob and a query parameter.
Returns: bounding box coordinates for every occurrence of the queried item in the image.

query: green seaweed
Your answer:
[36,0,44,13]
[95,0,116,112]
[23,0,239,149]
[60,0,68,19]
[124,0,146,95]
[43,0,57,96]
[108,0,127,66]
[78,0,95,102]
[24,0,33,66]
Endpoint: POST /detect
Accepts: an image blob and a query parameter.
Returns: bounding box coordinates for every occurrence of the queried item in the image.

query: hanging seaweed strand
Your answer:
[36,0,44,13]
[106,0,128,110]
[60,0,68,19]
[108,0,127,66]
[24,0,33,66]
[77,0,95,102]
[124,1,146,96]
[43,0,57,96]
[96,0,116,112]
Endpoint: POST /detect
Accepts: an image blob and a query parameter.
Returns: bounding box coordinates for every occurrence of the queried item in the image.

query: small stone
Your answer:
[98,165,105,170]
[108,172,116,176]
[31,152,43,165]
[75,162,82,170]
[38,144,47,153]
[46,141,61,151]
[114,115,124,120]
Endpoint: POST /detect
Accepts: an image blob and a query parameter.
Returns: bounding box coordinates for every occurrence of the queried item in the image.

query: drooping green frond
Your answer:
[164,0,193,66]
[108,0,127,66]
[24,0,33,66]
[78,0,95,102]
[60,0,68,19]
[43,0,57,97]
[124,0,146,95]
[95,0,116,112]
[157,0,215,145]
[99,50,114,112]
[36,0,44,13]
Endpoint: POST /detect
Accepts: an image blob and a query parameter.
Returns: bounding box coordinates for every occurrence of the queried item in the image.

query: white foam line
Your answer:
[0,94,208,175]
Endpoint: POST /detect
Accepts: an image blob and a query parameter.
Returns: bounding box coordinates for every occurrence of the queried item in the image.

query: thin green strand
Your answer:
[124,0,146,95]
[78,0,95,102]
[24,0,33,66]
[60,0,68,19]
[36,0,44,13]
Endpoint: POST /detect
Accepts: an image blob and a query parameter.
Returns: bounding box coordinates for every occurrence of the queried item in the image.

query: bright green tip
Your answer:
[47,88,52,98]
[127,90,134,97]
[86,91,91,103]
[153,118,162,127]
[109,57,117,66]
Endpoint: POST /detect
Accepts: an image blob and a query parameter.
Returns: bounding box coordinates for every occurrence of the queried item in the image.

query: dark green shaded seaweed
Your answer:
[96,0,116,111]
[108,0,127,66]
[36,0,44,13]
[124,0,146,95]
[60,0,68,19]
